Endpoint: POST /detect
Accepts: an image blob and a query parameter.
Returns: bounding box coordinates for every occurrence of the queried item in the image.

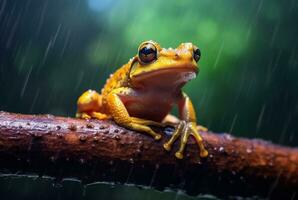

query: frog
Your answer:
[76,40,208,159]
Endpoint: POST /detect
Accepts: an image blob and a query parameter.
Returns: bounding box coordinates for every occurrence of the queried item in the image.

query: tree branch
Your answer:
[0,111,297,199]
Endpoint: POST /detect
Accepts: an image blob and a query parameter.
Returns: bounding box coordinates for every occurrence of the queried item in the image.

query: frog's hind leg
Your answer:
[76,90,110,120]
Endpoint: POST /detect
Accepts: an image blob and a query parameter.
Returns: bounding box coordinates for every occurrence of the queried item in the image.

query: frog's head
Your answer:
[129,40,201,89]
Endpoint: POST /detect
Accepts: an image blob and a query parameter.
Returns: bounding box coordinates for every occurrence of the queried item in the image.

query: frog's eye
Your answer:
[193,46,201,62]
[138,42,157,64]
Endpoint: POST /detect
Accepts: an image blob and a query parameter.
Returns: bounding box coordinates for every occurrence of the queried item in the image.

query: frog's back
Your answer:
[101,59,132,96]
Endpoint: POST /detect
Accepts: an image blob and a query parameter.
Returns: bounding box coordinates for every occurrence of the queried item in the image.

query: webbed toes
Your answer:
[163,121,208,159]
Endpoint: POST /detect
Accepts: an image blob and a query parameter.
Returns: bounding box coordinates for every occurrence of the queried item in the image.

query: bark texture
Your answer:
[0,111,297,199]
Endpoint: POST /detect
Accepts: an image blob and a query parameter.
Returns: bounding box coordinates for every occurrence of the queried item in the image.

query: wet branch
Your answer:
[0,111,297,199]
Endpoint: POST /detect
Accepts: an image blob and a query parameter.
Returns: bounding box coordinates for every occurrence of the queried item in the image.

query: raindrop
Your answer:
[60,30,71,57]
[46,114,54,119]
[135,148,142,156]
[138,140,143,150]
[20,65,33,98]
[129,158,134,164]
[114,135,120,140]
[228,114,238,134]
[79,134,87,142]
[256,104,266,133]
[42,39,53,65]
[75,71,85,90]
[0,0,6,16]
[270,20,280,47]
[79,158,85,164]
[27,138,33,152]
[93,136,99,142]
[50,156,56,163]
[82,185,87,197]
[126,164,134,183]
[213,41,225,69]
[173,190,184,200]
[219,146,225,152]
[149,164,159,187]
[51,24,61,46]
[223,133,233,141]
[56,133,63,138]
[32,133,42,138]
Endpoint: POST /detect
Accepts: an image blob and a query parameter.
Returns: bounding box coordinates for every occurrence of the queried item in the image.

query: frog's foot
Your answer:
[126,120,162,140]
[163,121,208,159]
[76,112,91,119]
[76,111,110,120]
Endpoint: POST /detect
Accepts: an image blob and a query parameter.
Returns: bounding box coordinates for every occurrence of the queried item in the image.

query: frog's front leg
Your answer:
[107,87,163,140]
[163,92,208,159]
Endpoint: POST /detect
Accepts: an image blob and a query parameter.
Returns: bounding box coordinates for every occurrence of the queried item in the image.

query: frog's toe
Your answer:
[77,112,91,119]
[189,122,208,158]
[163,121,185,151]
[163,121,208,159]
[128,122,162,141]
[154,134,162,140]
[163,142,171,151]
[175,152,184,159]
[200,149,208,157]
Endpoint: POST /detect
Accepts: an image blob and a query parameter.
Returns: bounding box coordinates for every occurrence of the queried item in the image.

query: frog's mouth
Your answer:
[131,64,198,89]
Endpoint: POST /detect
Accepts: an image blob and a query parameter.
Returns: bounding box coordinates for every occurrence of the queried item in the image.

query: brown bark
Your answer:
[0,111,297,199]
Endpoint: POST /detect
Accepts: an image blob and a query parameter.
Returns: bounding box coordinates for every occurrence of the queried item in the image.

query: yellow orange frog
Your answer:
[76,40,208,159]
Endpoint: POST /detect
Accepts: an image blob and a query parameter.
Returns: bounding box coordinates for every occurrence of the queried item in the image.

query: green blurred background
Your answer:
[0,0,297,199]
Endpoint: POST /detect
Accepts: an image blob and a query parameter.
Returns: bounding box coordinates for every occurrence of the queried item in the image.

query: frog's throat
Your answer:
[130,66,198,89]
